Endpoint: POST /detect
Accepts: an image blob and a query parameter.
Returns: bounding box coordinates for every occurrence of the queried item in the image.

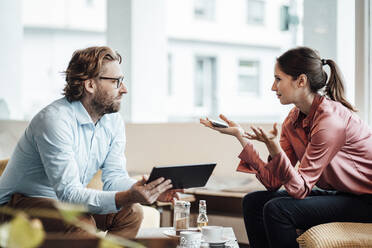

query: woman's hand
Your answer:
[200,114,249,148]
[243,123,281,156]
[200,114,244,138]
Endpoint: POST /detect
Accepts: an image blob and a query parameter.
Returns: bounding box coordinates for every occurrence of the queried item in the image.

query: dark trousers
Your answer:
[242,189,372,248]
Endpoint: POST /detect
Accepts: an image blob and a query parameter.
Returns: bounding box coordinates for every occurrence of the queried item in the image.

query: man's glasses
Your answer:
[99,76,124,89]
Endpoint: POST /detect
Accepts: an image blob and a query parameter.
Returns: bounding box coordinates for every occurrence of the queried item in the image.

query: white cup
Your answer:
[201,226,223,242]
[179,231,202,248]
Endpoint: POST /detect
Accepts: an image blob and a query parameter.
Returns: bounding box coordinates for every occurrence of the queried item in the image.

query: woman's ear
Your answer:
[297,74,308,88]
[83,79,95,94]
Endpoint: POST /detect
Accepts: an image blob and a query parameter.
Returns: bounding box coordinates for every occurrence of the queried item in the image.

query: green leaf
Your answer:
[8,213,45,248]
[54,202,87,224]
[0,222,10,247]
[100,234,146,248]
[98,239,123,248]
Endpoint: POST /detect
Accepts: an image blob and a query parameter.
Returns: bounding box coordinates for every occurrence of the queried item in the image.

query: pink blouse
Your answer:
[237,94,372,199]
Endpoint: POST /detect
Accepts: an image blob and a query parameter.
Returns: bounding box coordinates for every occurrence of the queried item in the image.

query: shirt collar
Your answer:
[71,100,94,125]
[291,94,323,128]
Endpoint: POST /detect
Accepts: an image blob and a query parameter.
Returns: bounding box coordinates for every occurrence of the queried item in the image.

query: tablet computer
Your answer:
[147,163,216,189]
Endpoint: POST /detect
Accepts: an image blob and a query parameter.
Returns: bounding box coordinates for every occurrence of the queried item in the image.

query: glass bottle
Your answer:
[197,200,208,230]
[173,200,191,231]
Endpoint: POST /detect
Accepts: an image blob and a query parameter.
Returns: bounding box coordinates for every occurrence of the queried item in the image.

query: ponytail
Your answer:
[278,47,356,112]
[324,59,356,112]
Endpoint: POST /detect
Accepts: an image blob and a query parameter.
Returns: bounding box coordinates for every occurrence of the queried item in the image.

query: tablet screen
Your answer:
[147,163,216,189]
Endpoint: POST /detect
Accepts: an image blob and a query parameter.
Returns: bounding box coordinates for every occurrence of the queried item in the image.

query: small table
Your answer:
[137,227,239,247]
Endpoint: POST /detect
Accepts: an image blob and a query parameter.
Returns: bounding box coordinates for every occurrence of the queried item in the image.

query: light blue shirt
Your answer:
[0,98,136,214]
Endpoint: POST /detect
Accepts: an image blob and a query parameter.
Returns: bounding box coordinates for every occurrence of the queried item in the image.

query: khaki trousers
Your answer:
[0,193,144,239]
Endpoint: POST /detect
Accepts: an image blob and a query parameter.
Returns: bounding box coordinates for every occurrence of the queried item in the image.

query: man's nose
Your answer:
[119,83,128,94]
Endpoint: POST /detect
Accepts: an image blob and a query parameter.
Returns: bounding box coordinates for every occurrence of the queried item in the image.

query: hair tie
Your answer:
[321,59,327,66]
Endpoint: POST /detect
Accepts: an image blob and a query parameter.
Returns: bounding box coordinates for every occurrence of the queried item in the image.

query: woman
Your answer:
[200,47,372,248]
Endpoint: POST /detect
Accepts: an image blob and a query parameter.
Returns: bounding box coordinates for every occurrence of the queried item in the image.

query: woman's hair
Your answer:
[62,46,122,102]
[276,46,356,111]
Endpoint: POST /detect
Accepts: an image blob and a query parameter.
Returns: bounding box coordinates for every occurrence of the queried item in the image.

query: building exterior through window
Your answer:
[0,0,359,124]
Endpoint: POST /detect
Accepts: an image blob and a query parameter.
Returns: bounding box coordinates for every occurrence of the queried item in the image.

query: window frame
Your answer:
[194,0,216,21]
[247,0,266,26]
[237,59,261,96]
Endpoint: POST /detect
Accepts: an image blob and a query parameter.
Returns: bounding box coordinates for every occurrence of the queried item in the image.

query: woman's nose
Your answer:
[271,81,277,91]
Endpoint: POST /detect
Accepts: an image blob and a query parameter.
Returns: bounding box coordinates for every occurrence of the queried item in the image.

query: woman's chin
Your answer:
[279,98,290,105]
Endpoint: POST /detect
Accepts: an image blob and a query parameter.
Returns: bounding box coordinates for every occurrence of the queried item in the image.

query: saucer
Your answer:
[163,228,200,238]
[202,237,230,244]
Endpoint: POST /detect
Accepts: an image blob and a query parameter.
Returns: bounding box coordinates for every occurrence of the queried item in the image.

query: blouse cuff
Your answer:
[238,143,261,171]
[265,150,293,183]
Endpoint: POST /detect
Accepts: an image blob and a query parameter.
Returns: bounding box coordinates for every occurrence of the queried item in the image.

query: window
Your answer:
[247,0,265,25]
[280,5,290,31]
[167,53,173,96]
[194,57,217,114]
[194,0,215,20]
[86,0,94,7]
[238,60,260,95]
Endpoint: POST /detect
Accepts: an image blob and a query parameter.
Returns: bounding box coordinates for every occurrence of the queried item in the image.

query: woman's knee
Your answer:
[263,197,290,223]
[243,190,272,218]
[243,190,275,210]
[243,191,266,205]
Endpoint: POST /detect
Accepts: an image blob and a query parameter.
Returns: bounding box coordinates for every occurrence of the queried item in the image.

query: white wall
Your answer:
[22,0,106,31]
[303,0,355,104]
[166,0,292,46]
[107,0,168,123]
[0,120,271,181]
[22,28,105,119]
[0,0,23,119]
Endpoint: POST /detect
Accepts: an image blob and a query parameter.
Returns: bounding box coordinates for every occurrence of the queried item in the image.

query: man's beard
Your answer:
[91,89,121,116]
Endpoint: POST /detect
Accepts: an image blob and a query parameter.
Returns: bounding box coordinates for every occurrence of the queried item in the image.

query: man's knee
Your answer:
[131,203,144,225]
[115,203,144,228]
[107,203,144,238]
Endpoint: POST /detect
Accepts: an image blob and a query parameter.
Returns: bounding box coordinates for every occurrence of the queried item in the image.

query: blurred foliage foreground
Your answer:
[0,202,145,248]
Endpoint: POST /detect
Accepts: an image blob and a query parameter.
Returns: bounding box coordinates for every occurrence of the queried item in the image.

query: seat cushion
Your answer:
[0,158,8,176]
[297,222,372,248]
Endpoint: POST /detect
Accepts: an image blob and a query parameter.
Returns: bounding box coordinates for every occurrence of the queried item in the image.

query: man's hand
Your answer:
[130,176,174,204]
[115,176,173,208]
[157,188,184,202]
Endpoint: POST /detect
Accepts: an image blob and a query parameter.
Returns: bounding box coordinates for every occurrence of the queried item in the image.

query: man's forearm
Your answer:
[115,190,134,209]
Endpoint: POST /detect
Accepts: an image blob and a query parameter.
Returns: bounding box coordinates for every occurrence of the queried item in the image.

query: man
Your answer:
[0,46,179,238]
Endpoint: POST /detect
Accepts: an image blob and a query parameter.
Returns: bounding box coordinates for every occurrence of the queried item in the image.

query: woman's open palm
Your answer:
[200,114,244,137]
[243,123,279,144]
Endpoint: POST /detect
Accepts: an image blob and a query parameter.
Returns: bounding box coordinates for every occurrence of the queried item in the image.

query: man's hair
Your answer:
[62,46,122,102]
